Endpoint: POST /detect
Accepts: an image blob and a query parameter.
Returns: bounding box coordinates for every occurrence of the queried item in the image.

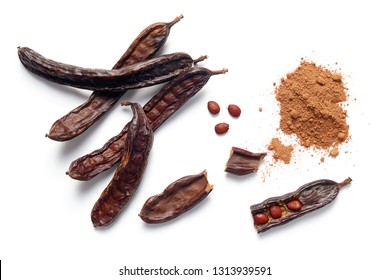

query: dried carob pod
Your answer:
[225,147,266,175]
[250,178,352,233]
[139,170,213,224]
[47,15,183,141]
[18,47,200,92]
[67,66,226,181]
[91,103,153,227]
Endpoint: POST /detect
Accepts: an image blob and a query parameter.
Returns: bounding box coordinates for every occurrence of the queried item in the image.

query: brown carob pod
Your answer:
[143,66,226,130]
[67,67,227,181]
[18,47,199,92]
[139,170,213,224]
[250,178,352,233]
[225,147,266,175]
[91,103,153,227]
[46,15,183,141]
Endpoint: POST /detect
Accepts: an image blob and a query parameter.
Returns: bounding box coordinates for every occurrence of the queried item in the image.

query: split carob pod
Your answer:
[18,47,202,92]
[139,170,213,223]
[225,147,267,175]
[91,102,153,227]
[250,177,352,233]
[46,15,183,141]
[67,66,227,181]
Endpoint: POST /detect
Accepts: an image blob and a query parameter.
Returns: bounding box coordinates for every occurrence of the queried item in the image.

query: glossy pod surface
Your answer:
[67,67,226,181]
[18,47,196,92]
[250,178,352,233]
[91,103,153,227]
[47,15,183,141]
[139,170,213,224]
[225,147,266,175]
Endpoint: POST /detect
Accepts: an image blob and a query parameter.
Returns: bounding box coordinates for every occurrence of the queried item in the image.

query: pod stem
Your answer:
[211,68,228,75]
[167,14,184,28]
[193,55,208,64]
[338,177,352,189]
[120,101,133,107]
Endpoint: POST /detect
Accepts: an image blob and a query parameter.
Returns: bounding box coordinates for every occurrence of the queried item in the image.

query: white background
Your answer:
[1,0,389,279]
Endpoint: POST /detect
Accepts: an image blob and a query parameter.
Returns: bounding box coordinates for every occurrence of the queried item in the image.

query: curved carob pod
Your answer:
[47,15,183,141]
[143,66,226,129]
[67,66,227,181]
[250,178,352,233]
[18,47,198,92]
[139,170,213,224]
[91,103,153,227]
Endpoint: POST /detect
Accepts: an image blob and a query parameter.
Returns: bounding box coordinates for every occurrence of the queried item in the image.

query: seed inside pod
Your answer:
[253,213,269,225]
[269,205,283,219]
[286,200,302,211]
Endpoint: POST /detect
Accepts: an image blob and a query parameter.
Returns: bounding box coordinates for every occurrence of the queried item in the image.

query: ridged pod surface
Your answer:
[250,178,352,233]
[91,103,153,227]
[139,170,213,223]
[46,16,183,141]
[18,47,195,92]
[67,67,227,181]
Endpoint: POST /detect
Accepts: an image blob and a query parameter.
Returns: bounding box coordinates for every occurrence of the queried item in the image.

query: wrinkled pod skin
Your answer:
[225,147,267,176]
[250,178,352,233]
[139,170,213,224]
[67,67,227,181]
[46,15,183,141]
[18,47,196,92]
[91,103,153,227]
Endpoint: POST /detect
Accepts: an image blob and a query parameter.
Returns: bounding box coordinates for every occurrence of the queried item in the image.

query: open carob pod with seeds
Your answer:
[250,177,352,233]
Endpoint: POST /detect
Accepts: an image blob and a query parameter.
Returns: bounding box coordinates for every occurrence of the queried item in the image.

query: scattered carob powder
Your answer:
[271,59,349,162]
[268,138,293,164]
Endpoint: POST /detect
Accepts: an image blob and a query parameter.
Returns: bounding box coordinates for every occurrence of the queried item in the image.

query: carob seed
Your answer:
[215,122,229,134]
[207,101,220,114]
[228,104,241,117]
[269,205,283,219]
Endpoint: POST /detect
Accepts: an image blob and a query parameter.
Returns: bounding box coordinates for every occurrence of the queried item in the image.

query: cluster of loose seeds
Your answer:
[207,101,241,135]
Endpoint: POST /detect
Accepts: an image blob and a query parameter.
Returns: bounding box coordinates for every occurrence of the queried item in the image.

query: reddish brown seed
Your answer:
[228,104,241,117]
[269,205,283,219]
[207,101,220,114]
[286,200,302,211]
[215,122,229,134]
[253,213,269,225]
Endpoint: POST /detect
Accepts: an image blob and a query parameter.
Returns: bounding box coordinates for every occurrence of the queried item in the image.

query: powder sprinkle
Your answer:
[268,138,294,164]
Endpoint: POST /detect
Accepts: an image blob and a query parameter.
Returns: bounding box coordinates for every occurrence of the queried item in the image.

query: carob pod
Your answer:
[67,66,227,181]
[250,177,352,233]
[139,170,213,224]
[143,66,226,130]
[47,15,183,141]
[18,47,200,92]
[225,147,266,175]
[91,103,153,227]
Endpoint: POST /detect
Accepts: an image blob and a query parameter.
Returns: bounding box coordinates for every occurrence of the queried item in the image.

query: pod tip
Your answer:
[338,177,352,188]
[194,55,208,64]
[168,14,184,27]
[120,101,132,106]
